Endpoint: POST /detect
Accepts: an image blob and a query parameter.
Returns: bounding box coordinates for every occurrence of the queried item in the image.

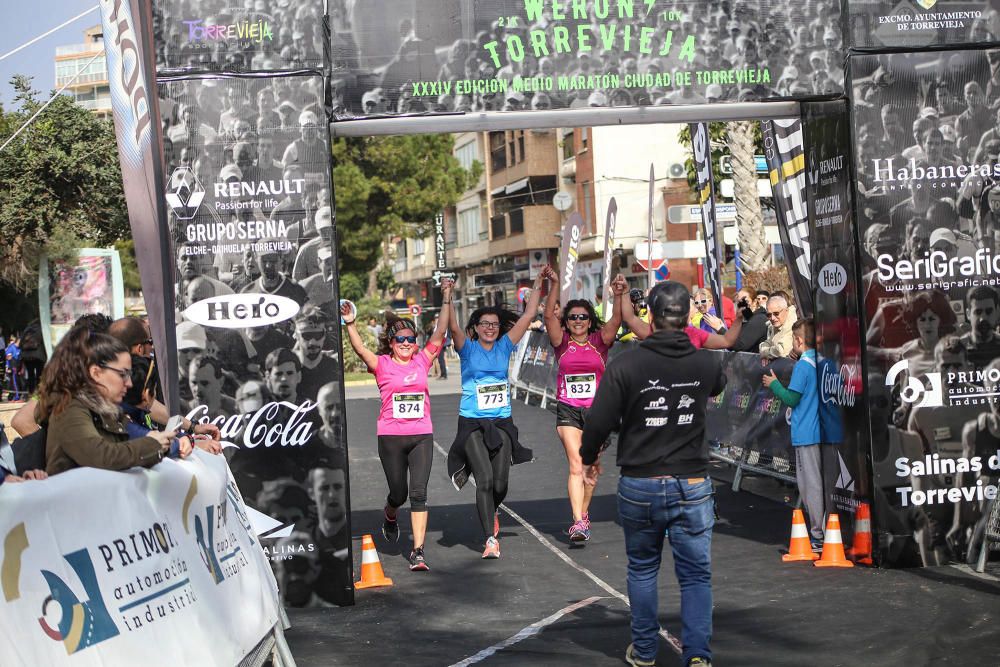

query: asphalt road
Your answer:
[285,385,1000,666]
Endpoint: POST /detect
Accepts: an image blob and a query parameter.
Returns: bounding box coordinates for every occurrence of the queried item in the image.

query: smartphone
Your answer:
[165,415,184,433]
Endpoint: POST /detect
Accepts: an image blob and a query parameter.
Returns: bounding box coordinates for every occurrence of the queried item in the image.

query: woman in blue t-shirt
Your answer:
[445,269,548,559]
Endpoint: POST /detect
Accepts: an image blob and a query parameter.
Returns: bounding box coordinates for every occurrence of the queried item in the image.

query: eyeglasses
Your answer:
[766,309,786,320]
[300,331,326,341]
[694,299,710,305]
[566,314,590,321]
[477,321,500,329]
[393,335,417,344]
[100,364,131,381]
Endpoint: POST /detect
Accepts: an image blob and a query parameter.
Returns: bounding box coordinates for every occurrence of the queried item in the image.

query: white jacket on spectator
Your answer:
[759,305,798,359]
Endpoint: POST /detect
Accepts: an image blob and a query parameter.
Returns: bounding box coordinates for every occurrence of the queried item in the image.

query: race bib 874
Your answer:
[392,393,425,419]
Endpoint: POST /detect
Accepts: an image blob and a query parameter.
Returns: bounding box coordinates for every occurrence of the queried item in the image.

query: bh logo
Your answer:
[2,524,120,654]
[886,359,943,408]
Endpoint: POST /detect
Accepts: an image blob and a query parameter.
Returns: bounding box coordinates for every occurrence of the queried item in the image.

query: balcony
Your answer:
[56,43,103,57]
[57,71,108,87]
[489,206,561,257]
[73,96,112,111]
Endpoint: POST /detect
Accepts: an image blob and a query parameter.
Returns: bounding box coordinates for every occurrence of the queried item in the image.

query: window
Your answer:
[582,182,593,231]
[414,238,425,255]
[491,213,506,239]
[508,131,516,165]
[458,207,481,246]
[562,130,575,160]
[445,213,458,248]
[489,132,507,173]
[517,131,525,162]
[509,208,524,235]
[580,127,589,151]
[455,140,478,171]
[395,239,407,258]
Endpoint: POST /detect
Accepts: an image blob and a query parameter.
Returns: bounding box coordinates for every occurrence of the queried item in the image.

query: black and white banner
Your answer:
[762,119,814,318]
[558,212,585,305]
[690,122,724,306]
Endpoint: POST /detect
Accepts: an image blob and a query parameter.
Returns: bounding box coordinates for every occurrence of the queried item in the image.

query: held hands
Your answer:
[441,277,455,300]
[584,457,602,486]
[194,437,223,455]
[192,422,221,440]
[340,301,356,325]
[538,265,557,285]
[611,274,628,296]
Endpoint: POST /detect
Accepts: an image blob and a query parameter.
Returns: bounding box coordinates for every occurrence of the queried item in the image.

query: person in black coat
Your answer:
[730,287,769,353]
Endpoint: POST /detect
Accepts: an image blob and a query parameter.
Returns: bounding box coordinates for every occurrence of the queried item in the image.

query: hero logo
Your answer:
[819,262,847,295]
[165,167,206,220]
[886,359,943,408]
[184,294,300,329]
[645,396,670,411]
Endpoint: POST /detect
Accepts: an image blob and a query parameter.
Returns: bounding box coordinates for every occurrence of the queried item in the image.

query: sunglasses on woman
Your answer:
[393,335,417,344]
[566,314,590,321]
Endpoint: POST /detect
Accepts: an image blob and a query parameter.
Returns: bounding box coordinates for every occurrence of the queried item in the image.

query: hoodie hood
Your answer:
[638,329,696,358]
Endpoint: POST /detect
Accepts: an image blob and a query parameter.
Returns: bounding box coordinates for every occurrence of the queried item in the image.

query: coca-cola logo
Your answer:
[187,400,317,449]
[184,293,300,328]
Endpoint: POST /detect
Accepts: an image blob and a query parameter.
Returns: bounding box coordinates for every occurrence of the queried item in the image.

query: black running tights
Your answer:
[377,434,433,511]
[465,430,512,539]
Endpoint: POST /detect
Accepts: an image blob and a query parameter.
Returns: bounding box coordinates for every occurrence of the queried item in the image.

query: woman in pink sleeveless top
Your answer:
[543,270,627,542]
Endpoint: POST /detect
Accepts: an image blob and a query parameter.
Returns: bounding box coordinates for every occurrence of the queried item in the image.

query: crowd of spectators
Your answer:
[333,0,845,117]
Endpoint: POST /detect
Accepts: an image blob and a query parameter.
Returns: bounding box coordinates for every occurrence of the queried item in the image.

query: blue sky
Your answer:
[1,0,100,108]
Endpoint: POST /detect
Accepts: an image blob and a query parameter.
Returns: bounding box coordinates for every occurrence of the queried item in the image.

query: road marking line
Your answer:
[949,563,1000,582]
[448,596,606,666]
[432,441,683,655]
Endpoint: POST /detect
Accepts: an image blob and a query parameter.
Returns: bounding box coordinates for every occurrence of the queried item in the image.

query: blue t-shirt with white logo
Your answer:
[788,349,821,446]
[459,334,515,418]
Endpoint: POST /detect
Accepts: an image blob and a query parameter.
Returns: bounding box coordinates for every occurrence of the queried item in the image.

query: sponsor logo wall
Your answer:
[0,452,281,664]
[801,100,869,545]
[850,49,1000,566]
[157,71,353,601]
[330,0,845,119]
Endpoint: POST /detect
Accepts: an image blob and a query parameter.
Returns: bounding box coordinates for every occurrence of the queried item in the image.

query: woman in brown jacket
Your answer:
[38,328,192,476]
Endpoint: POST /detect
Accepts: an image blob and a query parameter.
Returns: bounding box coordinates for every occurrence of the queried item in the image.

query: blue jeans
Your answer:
[617,475,714,664]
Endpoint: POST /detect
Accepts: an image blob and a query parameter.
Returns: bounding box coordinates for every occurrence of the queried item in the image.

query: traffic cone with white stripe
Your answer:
[782,508,819,562]
[355,534,394,589]
[848,502,873,565]
[814,513,854,568]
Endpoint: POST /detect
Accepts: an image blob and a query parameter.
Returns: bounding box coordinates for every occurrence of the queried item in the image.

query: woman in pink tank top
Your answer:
[341,279,453,571]
[544,270,627,543]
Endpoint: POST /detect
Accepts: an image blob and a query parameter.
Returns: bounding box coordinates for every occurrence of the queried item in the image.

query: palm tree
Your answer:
[726,121,769,274]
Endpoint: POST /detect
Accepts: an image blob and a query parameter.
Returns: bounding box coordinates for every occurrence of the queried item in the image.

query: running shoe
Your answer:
[381,506,399,543]
[581,512,591,530]
[625,643,655,667]
[568,520,591,542]
[811,541,824,554]
[482,536,500,559]
[409,547,429,571]
[493,512,500,538]
[687,657,713,667]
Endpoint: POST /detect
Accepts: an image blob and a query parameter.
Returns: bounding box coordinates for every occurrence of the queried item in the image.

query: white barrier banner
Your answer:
[0,451,280,666]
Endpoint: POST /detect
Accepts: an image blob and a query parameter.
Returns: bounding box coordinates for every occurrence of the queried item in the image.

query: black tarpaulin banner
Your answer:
[762,119,814,318]
[100,0,179,413]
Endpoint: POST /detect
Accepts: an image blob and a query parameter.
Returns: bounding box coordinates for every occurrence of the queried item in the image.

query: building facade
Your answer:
[54,26,111,119]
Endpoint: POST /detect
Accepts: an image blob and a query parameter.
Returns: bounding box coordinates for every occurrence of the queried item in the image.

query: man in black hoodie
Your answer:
[582,281,725,667]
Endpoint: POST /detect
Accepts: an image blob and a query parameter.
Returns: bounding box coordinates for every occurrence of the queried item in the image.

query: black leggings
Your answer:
[466,430,512,539]
[378,434,433,511]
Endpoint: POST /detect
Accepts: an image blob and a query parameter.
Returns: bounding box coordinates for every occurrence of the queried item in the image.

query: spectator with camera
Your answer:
[730,287,769,353]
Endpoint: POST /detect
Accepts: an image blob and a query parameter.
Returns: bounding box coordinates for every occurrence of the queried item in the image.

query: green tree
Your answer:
[114,239,142,291]
[332,134,479,294]
[0,76,128,292]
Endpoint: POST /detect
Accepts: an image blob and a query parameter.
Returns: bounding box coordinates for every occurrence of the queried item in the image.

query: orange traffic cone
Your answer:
[355,534,394,589]
[814,513,854,568]
[783,508,820,562]
[848,502,873,565]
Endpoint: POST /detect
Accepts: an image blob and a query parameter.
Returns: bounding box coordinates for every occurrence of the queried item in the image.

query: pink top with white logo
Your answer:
[555,331,611,408]
[371,351,436,436]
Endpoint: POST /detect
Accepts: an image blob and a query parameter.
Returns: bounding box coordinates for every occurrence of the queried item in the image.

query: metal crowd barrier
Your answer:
[510,334,799,492]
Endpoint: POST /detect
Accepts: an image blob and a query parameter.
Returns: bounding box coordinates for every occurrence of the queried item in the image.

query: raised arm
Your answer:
[544,266,563,347]
[447,291,466,352]
[509,268,549,345]
[341,302,379,371]
[702,315,743,350]
[424,279,453,359]
[621,299,652,340]
[601,275,627,346]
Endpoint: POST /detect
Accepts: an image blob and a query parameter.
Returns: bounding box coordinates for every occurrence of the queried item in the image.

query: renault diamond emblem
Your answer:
[165,166,205,220]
